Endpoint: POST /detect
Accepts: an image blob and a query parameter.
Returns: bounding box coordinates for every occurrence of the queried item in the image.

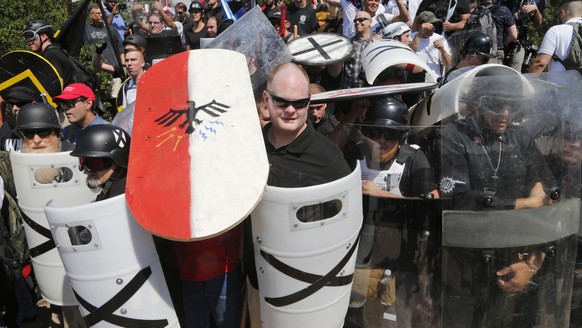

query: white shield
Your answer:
[251,164,363,328]
[44,195,179,327]
[10,151,100,305]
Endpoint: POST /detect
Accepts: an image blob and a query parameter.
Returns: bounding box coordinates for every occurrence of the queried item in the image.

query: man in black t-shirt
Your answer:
[24,20,76,86]
[415,0,470,35]
[286,0,320,36]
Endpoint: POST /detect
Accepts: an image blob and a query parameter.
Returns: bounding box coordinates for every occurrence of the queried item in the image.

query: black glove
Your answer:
[95,42,108,55]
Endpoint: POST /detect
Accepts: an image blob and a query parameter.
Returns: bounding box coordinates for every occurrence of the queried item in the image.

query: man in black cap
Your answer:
[0,86,44,151]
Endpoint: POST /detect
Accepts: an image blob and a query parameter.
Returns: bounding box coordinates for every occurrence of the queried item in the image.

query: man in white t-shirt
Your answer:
[325,0,409,38]
[410,11,452,78]
[529,0,582,73]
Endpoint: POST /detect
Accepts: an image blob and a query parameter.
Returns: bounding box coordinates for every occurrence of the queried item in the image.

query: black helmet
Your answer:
[24,20,53,39]
[189,1,205,12]
[364,97,409,130]
[71,125,131,168]
[16,103,61,131]
[362,97,409,141]
[123,34,147,50]
[461,32,494,58]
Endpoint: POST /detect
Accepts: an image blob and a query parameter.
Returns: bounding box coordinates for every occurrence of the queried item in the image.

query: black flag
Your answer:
[54,0,92,58]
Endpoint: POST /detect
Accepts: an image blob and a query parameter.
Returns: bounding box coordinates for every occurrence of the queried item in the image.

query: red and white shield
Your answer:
[127,49,268,240]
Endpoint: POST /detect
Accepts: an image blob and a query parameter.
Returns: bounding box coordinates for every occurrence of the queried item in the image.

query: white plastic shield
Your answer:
[251,164,363,328]
[10,151,100,306]
[362,40,438,85]
[44,195,179,328]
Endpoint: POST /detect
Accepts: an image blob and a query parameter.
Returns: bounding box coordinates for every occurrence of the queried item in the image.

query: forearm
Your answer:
[396,0,410,23]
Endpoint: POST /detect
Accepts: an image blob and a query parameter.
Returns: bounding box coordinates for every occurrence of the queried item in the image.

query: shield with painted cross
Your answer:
[127,49,269,241]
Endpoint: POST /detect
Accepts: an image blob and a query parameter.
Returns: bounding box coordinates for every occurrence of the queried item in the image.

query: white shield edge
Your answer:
[362,40,438,85]
[251,163,363,328]
[44,195,179,327]
[10,151,99,305]
[410,64,523,134]
[188,49,269,239]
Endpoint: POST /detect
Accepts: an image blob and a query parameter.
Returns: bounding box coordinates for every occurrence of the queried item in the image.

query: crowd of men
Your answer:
[0,0,582,327]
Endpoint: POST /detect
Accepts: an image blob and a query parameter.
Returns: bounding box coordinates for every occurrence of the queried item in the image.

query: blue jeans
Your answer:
[181,271,243,328]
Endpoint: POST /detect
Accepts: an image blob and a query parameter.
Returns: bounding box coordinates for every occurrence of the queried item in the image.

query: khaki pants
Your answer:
[246,278,263,328]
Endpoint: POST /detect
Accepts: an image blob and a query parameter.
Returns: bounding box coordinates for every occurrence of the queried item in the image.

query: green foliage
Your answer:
[0,0,69,55]
[527,0,562,47]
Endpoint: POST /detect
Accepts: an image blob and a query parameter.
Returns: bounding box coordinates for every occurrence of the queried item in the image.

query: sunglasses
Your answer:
[79,157,114,173]
[60,98,85,109]
[361,126,404,141]
[6,100,29,108]
[23,30,39,41]
[353,17,370,23]
[20,128,54,139]
[477,96,519,114]
[268,91,310,109]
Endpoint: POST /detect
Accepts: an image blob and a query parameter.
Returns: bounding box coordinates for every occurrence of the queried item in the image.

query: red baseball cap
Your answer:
[54,83,96,101]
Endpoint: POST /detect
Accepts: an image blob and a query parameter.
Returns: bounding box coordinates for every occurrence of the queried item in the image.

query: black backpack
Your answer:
[465,4,497,40]
[46,44,97,88]
[552,22,582,74]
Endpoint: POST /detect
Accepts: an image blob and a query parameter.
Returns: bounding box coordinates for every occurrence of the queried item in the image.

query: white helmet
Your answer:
[382,22,411,40]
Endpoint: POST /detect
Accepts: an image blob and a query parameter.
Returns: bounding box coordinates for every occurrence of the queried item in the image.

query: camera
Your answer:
[117,3,128,10]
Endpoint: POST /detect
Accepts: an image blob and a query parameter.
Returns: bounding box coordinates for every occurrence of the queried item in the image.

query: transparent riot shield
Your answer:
[10,151,100,306]
[44,195,179,327]
[430,68,582,327]
[329,107,443,327]
[251,164,363,328]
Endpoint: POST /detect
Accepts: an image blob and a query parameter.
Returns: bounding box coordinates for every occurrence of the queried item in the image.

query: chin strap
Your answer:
[100,166,126,197]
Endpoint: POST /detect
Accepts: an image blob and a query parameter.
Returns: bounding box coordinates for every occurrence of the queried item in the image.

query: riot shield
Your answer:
[44,195,180,327]
[205,6,292,93]
[251,164,363,328]
[10,151,100,305]
[433,70,582,327]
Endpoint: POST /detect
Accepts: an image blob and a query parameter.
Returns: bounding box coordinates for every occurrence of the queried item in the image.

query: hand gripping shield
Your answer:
[251,164,363,328]
[10,151,100,305]
[44,195,179,328]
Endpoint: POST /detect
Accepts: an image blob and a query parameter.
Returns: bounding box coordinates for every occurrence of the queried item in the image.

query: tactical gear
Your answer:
[16,103,61,132]
[364,97,409,131]
[71,125,131,168]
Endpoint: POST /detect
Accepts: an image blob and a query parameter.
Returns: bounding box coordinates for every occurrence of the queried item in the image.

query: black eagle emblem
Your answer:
[154,100,230,134]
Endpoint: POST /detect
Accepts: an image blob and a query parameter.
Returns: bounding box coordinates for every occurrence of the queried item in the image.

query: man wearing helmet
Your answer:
[23,20,76,86]
[16,103,74,154]
[358,97,438,198]
[70,125,130,200]
[440,32,495,85]
[382,21,412,44]
[438,70,557,327]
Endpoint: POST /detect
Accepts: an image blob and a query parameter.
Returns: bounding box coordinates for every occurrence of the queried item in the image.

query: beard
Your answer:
[86,175,102,189]
[33,168,61,184]
[21,137,61,153]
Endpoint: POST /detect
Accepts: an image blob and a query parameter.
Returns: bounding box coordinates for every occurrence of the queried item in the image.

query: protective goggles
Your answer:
[23,30,40,42]
[6,100,29,108]
[19,128,54,139]
[361,126,404,141]
[268,91,310,109]
[79,157,114,173]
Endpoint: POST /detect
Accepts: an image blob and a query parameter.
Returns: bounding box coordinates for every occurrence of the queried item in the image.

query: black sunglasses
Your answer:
[268,91,310,109]
[353,17,370,23]
[6,100,29,108]
[79,157,114,173]
[361,126,404,141]
[20,128,54,139]
[60,98,86,109]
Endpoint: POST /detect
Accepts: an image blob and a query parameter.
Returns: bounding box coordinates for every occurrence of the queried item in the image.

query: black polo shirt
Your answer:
[263,120,351,188]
